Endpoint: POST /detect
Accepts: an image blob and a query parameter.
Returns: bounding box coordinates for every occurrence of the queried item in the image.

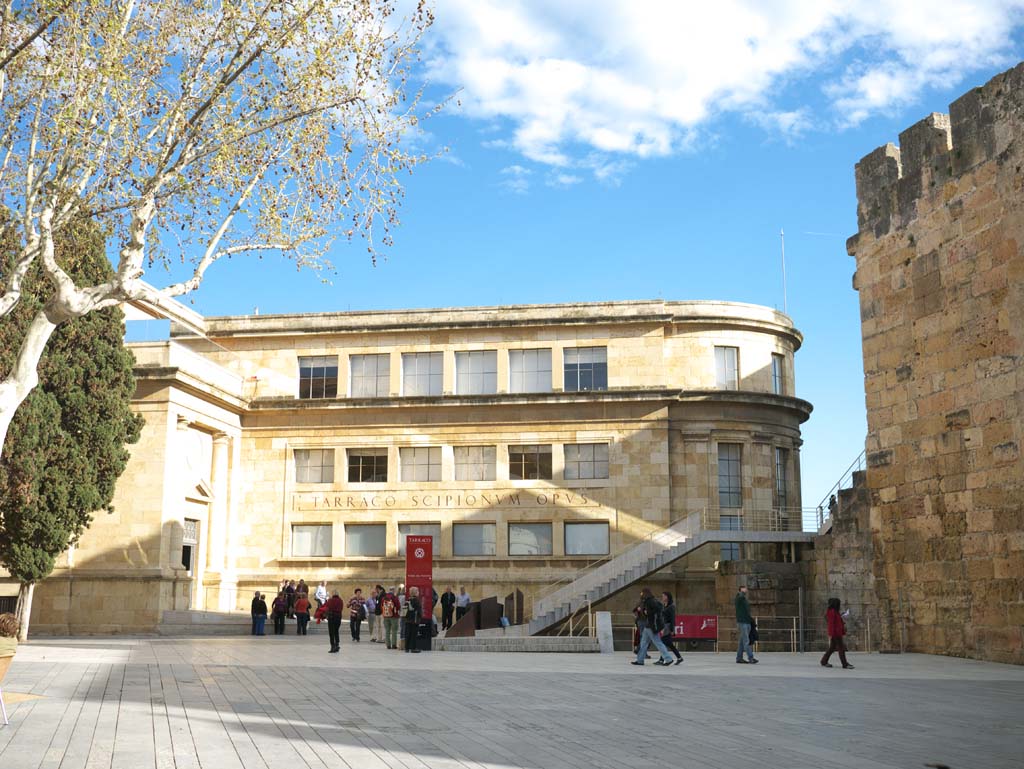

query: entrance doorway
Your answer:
[182,518,200,608]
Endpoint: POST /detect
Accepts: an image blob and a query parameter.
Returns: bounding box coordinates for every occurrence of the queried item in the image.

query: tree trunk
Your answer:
[15,582,34,642]
[0,307,60,462]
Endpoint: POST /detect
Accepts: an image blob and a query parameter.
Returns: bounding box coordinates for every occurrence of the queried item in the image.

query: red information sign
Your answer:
[405,535,434,615]
[674,614,718,640]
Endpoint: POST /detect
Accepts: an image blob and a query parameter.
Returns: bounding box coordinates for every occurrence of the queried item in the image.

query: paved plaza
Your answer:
[0,636,1021,769]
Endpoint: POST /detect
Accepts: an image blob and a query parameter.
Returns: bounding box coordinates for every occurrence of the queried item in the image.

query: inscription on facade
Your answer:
[291,488,601,511]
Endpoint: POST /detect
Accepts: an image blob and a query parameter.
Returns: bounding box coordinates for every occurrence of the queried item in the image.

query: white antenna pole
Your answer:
[780,228,788,315]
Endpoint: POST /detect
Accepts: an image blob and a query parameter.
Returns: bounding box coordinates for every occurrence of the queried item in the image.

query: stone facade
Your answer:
[848,62,1024,663]
[10,299,811,634]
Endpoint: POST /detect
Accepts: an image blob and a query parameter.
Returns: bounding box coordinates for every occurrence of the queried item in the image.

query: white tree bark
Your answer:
[0,306,61,454]
[15,581,34,642]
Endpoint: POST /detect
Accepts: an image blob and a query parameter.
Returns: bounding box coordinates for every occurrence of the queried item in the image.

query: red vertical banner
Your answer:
[405,535,434,616]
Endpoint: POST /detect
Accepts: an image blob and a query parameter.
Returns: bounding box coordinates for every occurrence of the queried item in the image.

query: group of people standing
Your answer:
[248,580,475,655]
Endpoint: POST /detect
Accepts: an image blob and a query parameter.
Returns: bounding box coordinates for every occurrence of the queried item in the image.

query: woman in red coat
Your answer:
[821,597,855,669]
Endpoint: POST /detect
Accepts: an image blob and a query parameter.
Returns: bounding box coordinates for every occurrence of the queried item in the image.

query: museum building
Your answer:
[13,298,812,634]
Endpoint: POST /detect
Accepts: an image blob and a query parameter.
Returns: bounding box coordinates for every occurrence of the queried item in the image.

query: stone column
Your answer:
[208,432,230,574]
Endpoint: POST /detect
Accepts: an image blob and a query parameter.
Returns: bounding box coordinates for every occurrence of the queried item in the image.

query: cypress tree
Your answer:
[0,218,143,640]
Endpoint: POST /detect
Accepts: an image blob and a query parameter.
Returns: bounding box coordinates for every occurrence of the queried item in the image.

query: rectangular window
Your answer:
[775,447,789,510]
[454,445,496,481]
[509,348,552,393]
[397,523,441,556]
[565,522,609,555]
[563,346,608,392]
[294,448,335,484]
[291,524,332,557]
[399,446,441,482]
[348,448,388,483]
[509,522,553,556]
[455,350,498,394]
[720,514,740,561]
[564,443,610,480]
[508,445,552,480]
[715,346,739,390]
[453,522,496,556]
[718,443,742,508]
[771,353,785,395]
[402,352,443,396]
[344,523,386,556]
[298,355,338,399]
[349,353,390,397]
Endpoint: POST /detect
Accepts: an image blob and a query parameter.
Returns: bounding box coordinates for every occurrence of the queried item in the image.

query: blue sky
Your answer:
[168,1,1024,508]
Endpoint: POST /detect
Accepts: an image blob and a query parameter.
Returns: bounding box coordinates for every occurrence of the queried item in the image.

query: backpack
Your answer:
[405,599,420,623]
[358,602,367,621]
[645,598,664,633]
[382,595,397,618]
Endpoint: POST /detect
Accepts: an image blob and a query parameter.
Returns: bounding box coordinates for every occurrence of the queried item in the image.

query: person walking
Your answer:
[348,588,366,642]
[381,587,401,649]
[659,592,684,665]
[821,598,855,669]
[253,593,269,636]
[325,591,344,653]
[630,587,674,667]
[455,586,471,622]
[735,585,758,664]
[250,590,262,635]
[440,586,456,630]
[373,584,386,642]
[314,580,328,610]
[271,591,288,635]
[364,589,378,642]
[404,586,422,653]
[295,593,311,636]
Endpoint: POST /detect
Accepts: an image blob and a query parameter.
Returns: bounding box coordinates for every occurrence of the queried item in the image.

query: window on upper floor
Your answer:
[509,348,552,393]
[564,443,610,480]
[292,524,332,557]
[453,523,496,556]
[775,447,789,510]
[294,448,335,483]
[298,355,338,399]
[347,448,388,483]
[771,353,785,395]
[349,353,390,397]
[345,523,386,556]
[717,443,742,508]
[402,352,443,396]
[715,346,739,390]
[509,444,552,480]
[454,445,496,481]
[563,346,607,391]
[399,446,442,482]
[509,522,553,556]
[720,514,740,561]
[455,350,497,394]
[565,522,610,555]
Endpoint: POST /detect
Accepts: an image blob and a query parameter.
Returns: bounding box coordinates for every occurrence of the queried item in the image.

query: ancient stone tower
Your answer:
[847,62,1024,664]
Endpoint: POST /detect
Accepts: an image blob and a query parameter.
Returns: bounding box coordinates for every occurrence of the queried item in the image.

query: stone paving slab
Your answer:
[1,637,1022,769]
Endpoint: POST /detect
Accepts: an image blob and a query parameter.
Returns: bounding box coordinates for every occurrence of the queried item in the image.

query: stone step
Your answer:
[435,636,599,653]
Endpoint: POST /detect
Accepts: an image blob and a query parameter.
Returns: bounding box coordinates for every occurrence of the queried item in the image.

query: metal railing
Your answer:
[532,507,820,622]
[815,449,867,530]
[557,600,594,638]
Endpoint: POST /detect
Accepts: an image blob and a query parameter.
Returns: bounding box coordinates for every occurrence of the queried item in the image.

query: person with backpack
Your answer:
[403,586,422,653]
[373,584,386,642]
[348,588,366,642]
[821,597,855,669]
[381,587,401,649]
[659,591,684,665]
[735,585,758,664]
[630,587,674,667]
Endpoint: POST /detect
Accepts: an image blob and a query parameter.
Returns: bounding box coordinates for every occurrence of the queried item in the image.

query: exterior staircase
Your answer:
[528,509,816,636]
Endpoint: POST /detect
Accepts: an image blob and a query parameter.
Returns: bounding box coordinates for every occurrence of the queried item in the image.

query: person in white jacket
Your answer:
[314,581,328,609]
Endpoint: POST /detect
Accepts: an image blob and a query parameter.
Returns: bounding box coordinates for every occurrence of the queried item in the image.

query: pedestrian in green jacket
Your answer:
[735,586,758,664]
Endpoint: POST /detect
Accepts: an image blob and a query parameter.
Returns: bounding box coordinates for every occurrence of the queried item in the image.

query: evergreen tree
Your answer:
[0,219,143,640]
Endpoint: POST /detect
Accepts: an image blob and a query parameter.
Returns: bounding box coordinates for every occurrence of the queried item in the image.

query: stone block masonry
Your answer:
[847,62,1024,663]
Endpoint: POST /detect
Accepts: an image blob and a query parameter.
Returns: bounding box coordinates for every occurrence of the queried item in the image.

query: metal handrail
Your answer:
[815,449,867,529]
[532,506,821,620]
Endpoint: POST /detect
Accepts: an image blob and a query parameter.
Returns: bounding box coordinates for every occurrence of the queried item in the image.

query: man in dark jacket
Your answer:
[250,591,261,635]
[325,591,344,653]
[735,585,758,664]
[252,594,269,636]
[440,586,456,630]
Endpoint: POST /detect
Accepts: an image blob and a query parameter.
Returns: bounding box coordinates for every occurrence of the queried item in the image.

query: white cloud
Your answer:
[426,0,1024,167]
[499,164,532,194]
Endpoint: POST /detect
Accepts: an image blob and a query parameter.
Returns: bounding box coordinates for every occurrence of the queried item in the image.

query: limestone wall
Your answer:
[848,62,1024,663]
